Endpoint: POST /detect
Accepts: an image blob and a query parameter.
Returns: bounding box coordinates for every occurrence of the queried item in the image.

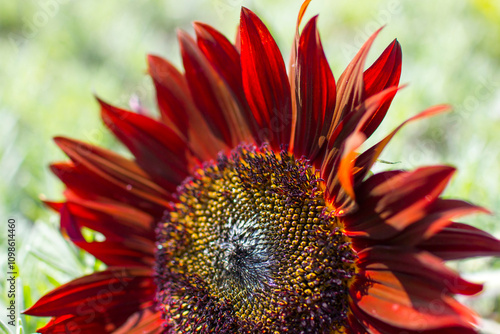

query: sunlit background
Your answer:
[1,0,500,333]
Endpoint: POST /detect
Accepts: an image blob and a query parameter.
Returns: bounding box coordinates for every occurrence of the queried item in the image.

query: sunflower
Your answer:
[24,1,500,333]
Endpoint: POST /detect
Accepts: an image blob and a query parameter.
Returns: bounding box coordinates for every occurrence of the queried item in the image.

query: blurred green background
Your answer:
[1,0,499,333]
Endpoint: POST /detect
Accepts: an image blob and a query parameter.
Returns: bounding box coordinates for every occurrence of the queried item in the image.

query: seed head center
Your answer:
[156,146,356,333]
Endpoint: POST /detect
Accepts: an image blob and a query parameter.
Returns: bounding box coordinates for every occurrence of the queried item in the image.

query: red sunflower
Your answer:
[25,1,500,333]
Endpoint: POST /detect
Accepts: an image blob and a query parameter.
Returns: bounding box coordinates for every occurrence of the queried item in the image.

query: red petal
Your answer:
[338,132,366,202]
[328,85,403,150]
[43,200,63,212]
[50,162,166,218]
[292,16,336,163]
[288,0,313,77]
[364,40,402,97]
[35,314,109,334]
[179,30,251,146]
[194,22,242,98]
[348,298,478,334]
[51,140,171,218]
[147,55,189,132]
[351,270,478,330]
[331,27,383,134]
[240,7,292,149]
[361,39,402,138]
[64,190,156,239]
[99,98,194,191]
[147,55,224,160]
[55,136,172,199]
[347,309,383,334]
[113,307,163,334]
[289,0,312,149]
[389,199,489,245]
[194,22,261,143]
[419,222,500,260]
[354,105,450,183]
[321,87,403,212]
[24,267,155,317]
[33,302,156,334]
[357,247,483,296]
[346,166,456,239]
[60,204,155,267]
[370,166,454,220]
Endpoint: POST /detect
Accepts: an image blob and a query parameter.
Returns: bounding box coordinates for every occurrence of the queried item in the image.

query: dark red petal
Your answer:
[179,30,251,147]
[348,299,478,334]
[346,309,381,334]
[194,22,242,98]
[288,0,313,84]
[240,7,292,149]
[330,27,382,134]
[64,190,156,240]
[54,136,172,199]
[321,87,402,212]
[50,162,163,218]
[33,302,156,334]
[289,0,313,153]
[389,199,489,245]
[354,105,450,184]
[337,132,366,202]
[59,204,155,267]
[351,270,478,331]
[43,200,63,212]
[194,22,261,143]
[361,39,402,138]
[357,247,483,296]
[292,16,336,163]
[35,314,110,333]
[113,307,163,334]
[419,222,500,260]
[51,140,171,218]
[364,40,402,97]
[98,98,194,191]
[321,147,356,215]
[419,327,478,334]
[329,85,402,150]
[345,166,457,239]
[147,55,189,132]
[24,267,155,317]
[147,55,224,160]
[72,240,154,268]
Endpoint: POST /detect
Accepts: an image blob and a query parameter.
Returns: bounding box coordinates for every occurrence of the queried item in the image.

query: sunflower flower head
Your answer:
[25,1,500,333]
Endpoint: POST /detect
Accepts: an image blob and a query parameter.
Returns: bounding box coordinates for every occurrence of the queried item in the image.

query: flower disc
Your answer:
[156,146,356,333]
